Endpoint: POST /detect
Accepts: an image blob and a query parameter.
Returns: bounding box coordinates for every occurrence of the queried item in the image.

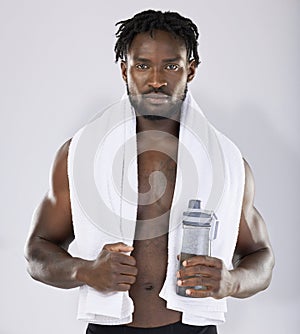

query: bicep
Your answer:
[27,140,74,249]
[233,159,272,265]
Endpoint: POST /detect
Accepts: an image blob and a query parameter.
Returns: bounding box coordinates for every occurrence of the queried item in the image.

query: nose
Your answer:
[148,68,167,90]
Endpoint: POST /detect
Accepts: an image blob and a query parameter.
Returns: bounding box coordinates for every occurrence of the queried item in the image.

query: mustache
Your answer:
[141,88,171,96]
[125,83,171,97]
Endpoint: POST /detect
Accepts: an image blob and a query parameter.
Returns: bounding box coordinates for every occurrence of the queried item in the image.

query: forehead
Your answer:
[127,30,187,60]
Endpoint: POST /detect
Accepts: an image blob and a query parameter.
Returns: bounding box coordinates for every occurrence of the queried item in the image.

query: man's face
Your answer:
[121,30,196,120]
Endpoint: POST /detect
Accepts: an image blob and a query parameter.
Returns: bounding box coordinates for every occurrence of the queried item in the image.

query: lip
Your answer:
[143,93,170,104]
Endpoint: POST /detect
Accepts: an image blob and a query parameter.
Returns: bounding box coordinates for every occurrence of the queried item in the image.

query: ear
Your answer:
[121,61,128,83]
[187,59,197,83]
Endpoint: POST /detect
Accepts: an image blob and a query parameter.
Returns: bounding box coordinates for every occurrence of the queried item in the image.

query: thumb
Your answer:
[103,242,134,253]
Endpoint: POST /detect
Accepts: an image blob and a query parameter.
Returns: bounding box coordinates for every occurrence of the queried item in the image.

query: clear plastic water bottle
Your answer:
[176,199,219,297]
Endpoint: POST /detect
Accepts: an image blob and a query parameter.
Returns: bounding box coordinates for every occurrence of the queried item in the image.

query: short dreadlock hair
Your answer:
[114,10,200,66]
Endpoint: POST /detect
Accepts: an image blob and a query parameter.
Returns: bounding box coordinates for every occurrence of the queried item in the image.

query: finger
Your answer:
[177,276,213,288]
[177,264,219,279]
[116,283,131,291]
[117,274,136,285]
[111,252,136,266]
[183,255,222,268]
[117,263,138,276]
[103,242,134,253]
[185,288,213,298]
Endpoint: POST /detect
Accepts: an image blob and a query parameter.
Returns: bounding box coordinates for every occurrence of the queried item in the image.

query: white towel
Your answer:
[67,92,245,325]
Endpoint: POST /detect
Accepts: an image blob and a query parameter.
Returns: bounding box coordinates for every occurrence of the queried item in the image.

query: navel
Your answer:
[143,283,155,291]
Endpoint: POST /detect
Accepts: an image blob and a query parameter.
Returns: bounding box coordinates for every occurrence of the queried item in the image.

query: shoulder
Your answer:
[51,139,72,174]
[55,139,72,161]
[243,159,254,185]
[49,139,73,196]
[241,158,256,211]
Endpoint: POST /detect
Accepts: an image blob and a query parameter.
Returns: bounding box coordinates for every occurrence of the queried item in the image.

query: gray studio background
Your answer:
[1,0,299,333]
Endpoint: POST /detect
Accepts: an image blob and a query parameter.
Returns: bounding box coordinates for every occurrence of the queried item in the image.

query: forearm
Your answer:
[25,237,90,289]
[230,247,275,298]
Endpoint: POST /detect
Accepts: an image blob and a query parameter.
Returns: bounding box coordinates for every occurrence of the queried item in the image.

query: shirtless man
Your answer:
[24,10,274,334]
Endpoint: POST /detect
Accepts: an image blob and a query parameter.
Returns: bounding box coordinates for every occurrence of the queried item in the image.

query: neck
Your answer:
[135,113,181,137]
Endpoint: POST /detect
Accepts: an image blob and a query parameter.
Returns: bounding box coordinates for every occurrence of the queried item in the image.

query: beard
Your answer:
[141,114,169,121]
[126,84,188,121]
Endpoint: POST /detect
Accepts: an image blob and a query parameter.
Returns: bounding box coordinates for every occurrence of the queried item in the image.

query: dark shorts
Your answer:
[86,321,217,334]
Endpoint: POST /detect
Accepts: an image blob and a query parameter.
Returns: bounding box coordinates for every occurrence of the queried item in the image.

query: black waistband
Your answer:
[87,321,217,334]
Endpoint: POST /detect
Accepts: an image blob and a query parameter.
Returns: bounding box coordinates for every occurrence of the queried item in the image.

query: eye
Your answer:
[136,64,149,70]
[165,64,180,71]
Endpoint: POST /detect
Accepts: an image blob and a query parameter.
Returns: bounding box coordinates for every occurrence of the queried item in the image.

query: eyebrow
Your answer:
[133,56,183,63]
[162,57,182,63]
[133,57,151,62]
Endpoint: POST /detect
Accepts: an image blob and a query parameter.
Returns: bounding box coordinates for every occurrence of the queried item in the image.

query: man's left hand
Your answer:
[176,255,235,299]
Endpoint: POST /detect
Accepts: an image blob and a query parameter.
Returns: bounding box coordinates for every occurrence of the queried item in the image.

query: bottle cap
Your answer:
[188,199,201,209]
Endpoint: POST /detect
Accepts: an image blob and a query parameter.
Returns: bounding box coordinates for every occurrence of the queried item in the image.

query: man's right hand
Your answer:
[25,142,138,292]
[77,242,138,293]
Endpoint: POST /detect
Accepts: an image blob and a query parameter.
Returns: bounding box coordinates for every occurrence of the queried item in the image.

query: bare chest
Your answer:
[128,132,181,326]
[135,149,177,239]
[137,149,177,213]
[133,145,178,281]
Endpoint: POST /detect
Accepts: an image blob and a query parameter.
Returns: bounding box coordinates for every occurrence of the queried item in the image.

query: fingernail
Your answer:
[186,289,191,295]
[183,260,187,266]
[177,280,182,286]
